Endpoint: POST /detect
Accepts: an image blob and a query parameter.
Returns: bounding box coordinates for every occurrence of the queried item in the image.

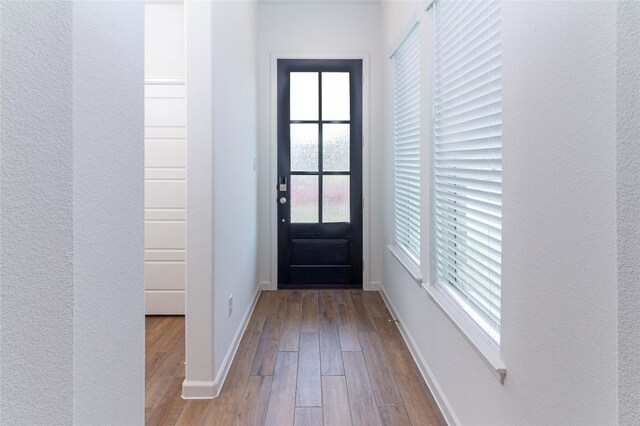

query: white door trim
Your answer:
[268,52,372,290]
[183,0,216,395]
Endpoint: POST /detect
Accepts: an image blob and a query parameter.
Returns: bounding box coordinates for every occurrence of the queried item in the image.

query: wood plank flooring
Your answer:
[146,290,444,426]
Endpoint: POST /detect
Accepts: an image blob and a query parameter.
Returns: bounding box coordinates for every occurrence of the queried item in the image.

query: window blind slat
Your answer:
[436,245,501,305]
[435,167,502,180]
[436,184,501,205]
[391,26,420,261]
[435,209,502,240]
[435,199,503,228]
[435,236,501,286]
[392,23,420,261]
[437,0,492,43]
[436,262,500,326]
[436,72,501,108]
[435,147,501,161]
[434,266,501,323]
[436,112,502,134]
[437,88,501,118]
[436,160,502,172]
[396,127,421,139]
[438,33,500,80]
[434,0,502,344]
[435,194,502,222]
[435,76,501,112]
[438,11,501,66]
[435,257,500,313]
[435,214,502,248]
[393,24,421,264]
[436,231,502,274]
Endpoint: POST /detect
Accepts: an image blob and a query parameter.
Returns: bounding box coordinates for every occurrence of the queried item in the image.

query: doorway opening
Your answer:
[144,1,187,422]
[144,1,186,315]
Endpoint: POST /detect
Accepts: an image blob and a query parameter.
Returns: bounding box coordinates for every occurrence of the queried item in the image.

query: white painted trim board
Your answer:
[378,283,460,426]
[182,285,262,399]
[269,51,372,291]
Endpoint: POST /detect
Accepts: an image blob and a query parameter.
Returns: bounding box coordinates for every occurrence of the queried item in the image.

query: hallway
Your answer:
[145,290,443,425]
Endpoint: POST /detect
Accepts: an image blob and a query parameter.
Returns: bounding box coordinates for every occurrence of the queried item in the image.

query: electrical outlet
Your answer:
[228,295,233,317]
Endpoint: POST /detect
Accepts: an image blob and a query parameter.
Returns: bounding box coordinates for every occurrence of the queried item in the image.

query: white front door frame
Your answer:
[268,51,372,291]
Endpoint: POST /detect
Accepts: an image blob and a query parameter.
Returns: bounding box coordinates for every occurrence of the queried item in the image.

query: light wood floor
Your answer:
[145,290,444,425]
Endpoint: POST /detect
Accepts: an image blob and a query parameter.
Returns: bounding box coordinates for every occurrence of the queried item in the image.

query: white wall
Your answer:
[257,1,382,289]
[72,1,144,423]
[184,0,259,397]
[1,1,144,423]
[380,1,619,424]
[617,1,640,424]
[0,2,74,423]
[211,0,260,379]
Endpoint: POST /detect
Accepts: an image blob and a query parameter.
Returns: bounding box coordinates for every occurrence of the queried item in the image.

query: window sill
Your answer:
[387,244,423,284]
[423,282,507,384]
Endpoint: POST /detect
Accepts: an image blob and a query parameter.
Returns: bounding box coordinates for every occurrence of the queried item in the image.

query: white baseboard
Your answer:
[365,281,382,291]
[181,380,216,399]
[182,285,262,399]
[259,281,276,291]
[378,283,460,426]
[211,285,261,396]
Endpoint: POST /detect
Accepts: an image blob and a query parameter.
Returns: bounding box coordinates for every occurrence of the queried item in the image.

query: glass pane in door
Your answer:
[291,175,319,223]
[323,175,350,223]
[291,124,318,171]
[290,72,319,121]
[323,124,350,171]
[322,72,350,120]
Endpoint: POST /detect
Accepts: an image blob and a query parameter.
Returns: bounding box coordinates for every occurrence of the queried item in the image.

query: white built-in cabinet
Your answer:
[144,2,185,314]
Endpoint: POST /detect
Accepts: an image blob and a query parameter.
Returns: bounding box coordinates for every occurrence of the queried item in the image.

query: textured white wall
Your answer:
[380,1,619,424]
[617,2,640,424]
[500,3,617,422]
[257,2,382,288]
[1,0,144,423]
[0,2,74,423]
[72,1,144,423]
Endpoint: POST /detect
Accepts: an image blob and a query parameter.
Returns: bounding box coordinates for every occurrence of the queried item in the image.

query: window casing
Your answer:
[433,0,502,344]
[392,24,422,265]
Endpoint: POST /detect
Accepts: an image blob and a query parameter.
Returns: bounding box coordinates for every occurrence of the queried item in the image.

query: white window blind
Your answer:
[433,0,502,344]
[392,24,421,264]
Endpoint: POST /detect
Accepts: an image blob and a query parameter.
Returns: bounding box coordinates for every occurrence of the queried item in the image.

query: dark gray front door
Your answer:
[277,59,363,288]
